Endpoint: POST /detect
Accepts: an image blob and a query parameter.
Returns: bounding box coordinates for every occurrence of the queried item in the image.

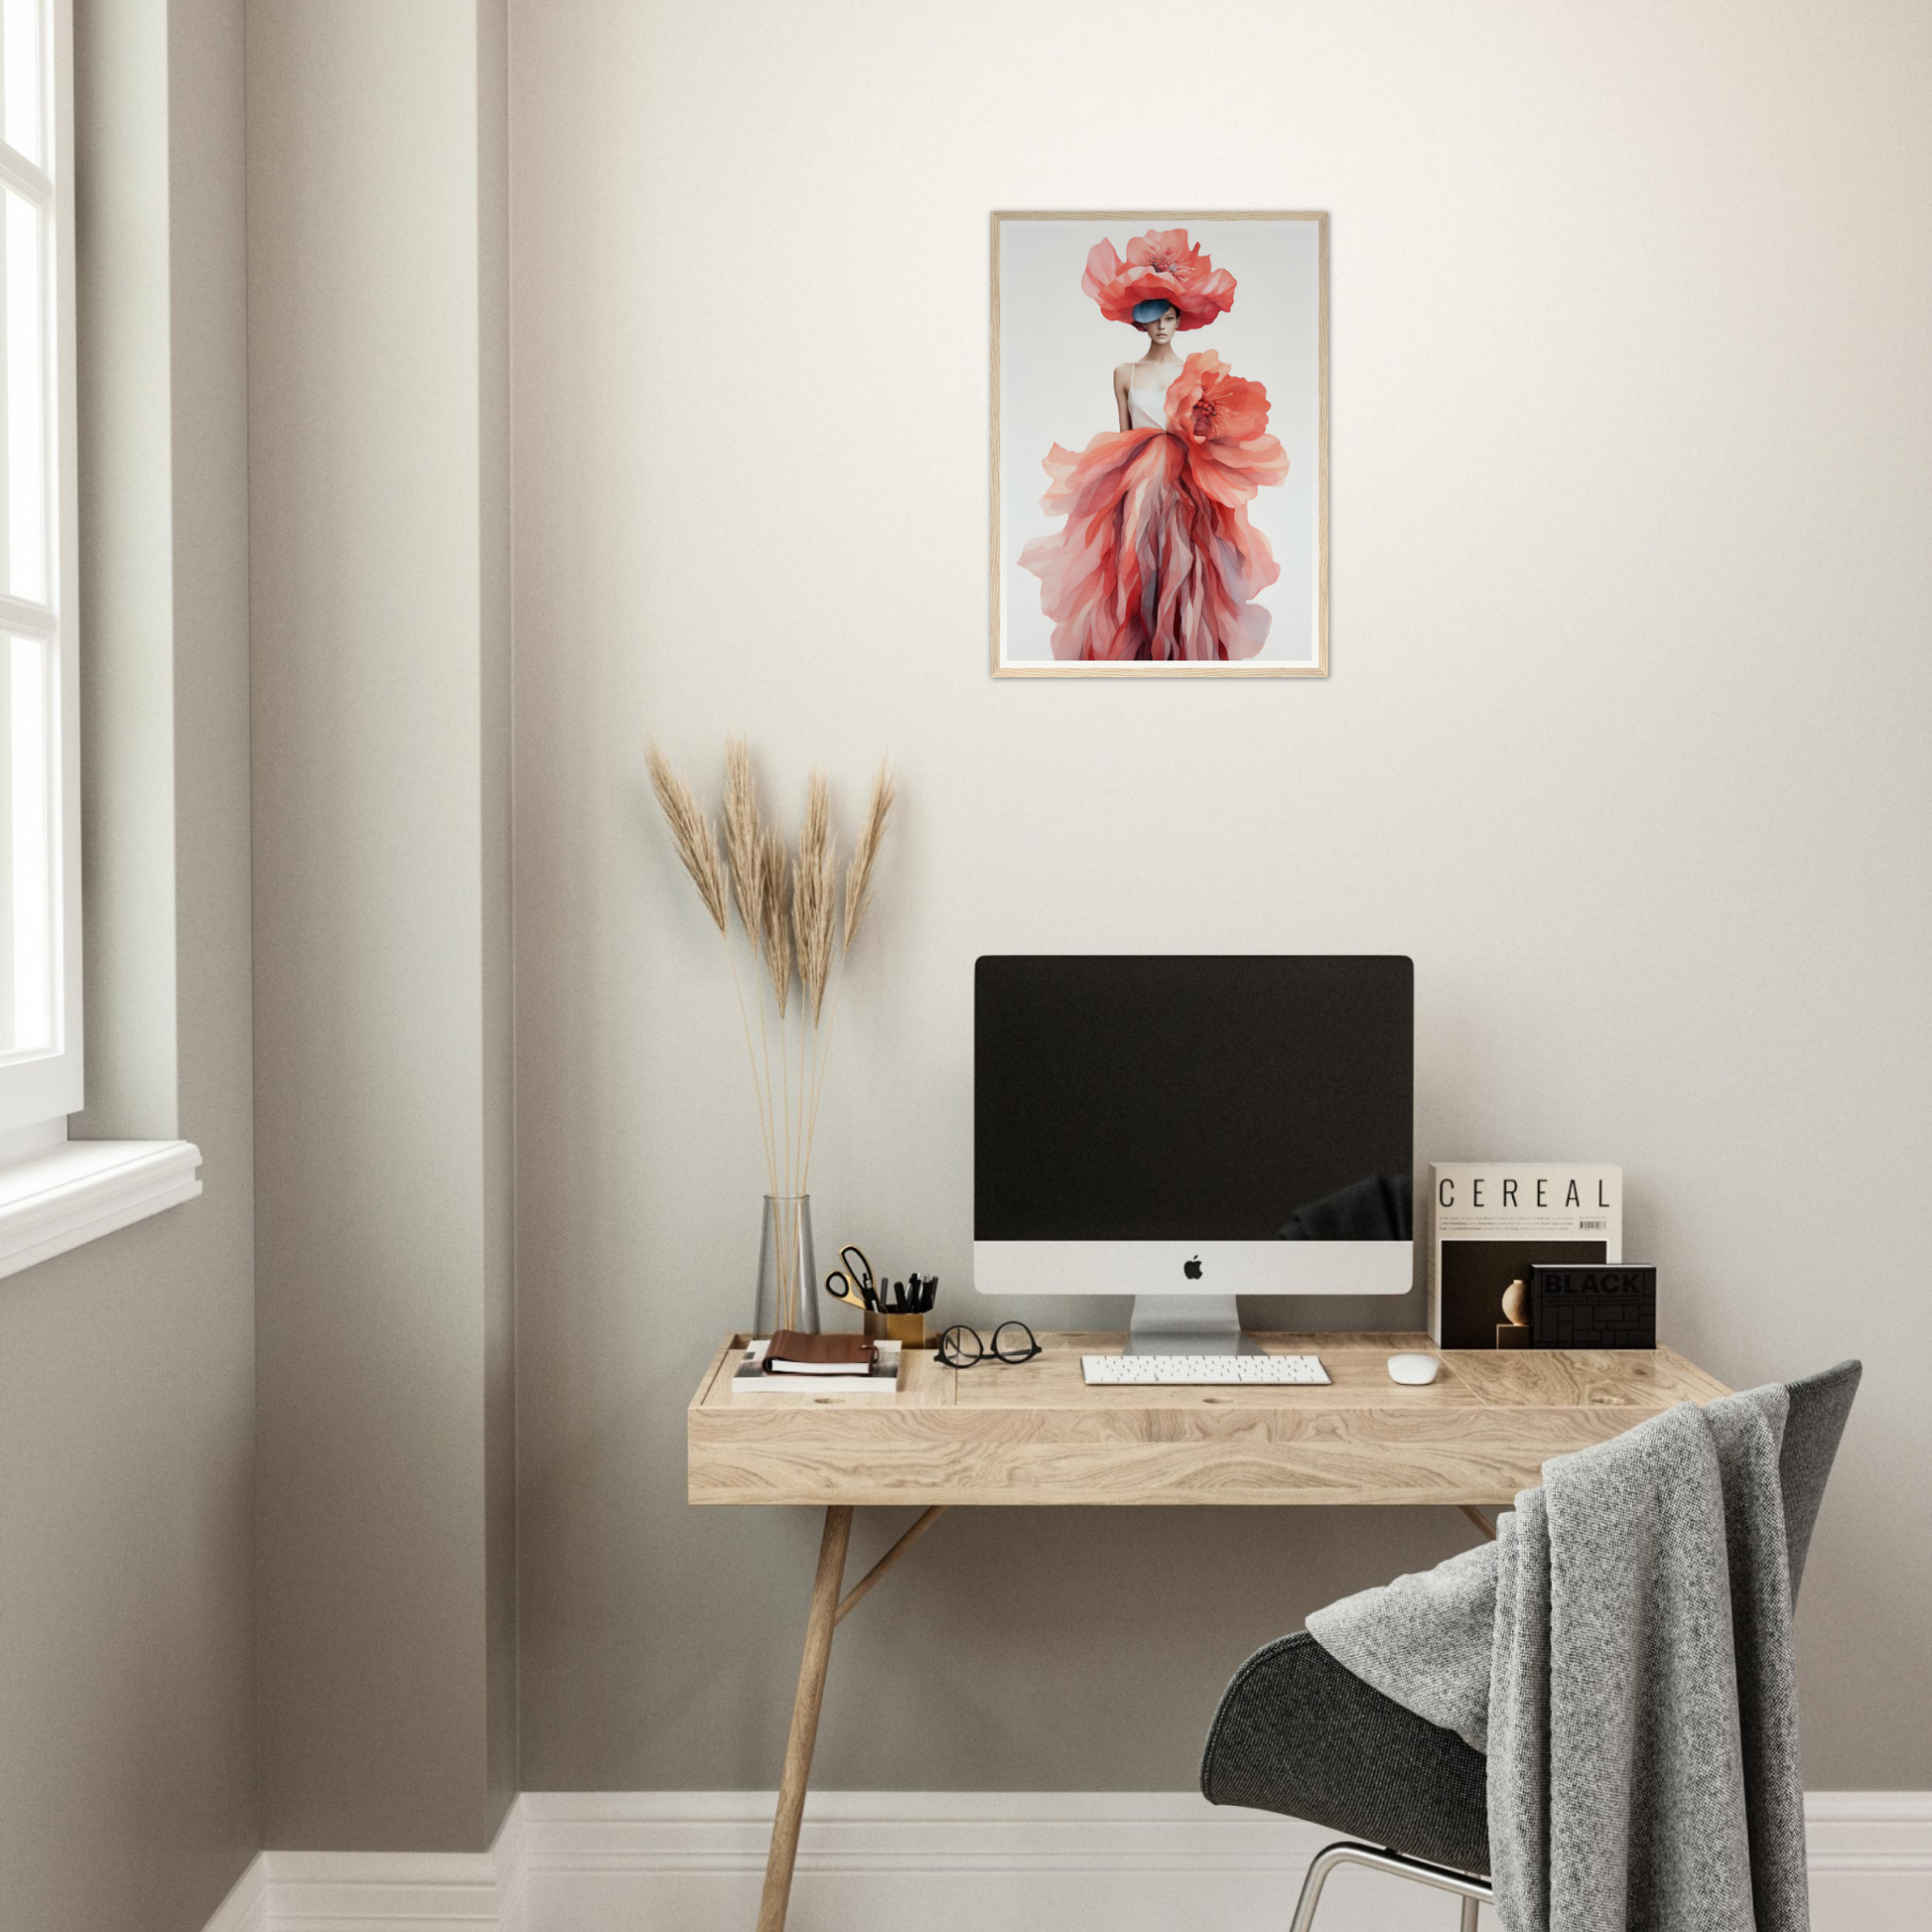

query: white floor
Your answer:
[205,1790,1932,1932]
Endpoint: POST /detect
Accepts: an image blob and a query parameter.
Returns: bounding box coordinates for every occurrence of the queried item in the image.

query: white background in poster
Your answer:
[997,215,1320,667]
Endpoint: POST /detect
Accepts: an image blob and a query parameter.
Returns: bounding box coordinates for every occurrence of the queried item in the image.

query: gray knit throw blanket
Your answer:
[1307,1387,1809,1932]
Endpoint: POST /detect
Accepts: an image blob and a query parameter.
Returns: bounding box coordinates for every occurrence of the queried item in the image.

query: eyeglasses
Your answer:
[937,1320,1040,1368]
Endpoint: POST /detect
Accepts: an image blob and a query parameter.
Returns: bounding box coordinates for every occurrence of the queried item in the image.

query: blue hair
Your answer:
[1131,297,1178,326]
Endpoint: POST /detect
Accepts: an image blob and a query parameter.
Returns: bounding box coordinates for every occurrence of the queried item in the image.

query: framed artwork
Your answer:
[991,210,1328,678]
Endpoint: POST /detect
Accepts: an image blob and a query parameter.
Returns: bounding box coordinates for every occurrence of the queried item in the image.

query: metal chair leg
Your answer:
[1286,1844,1347,1932]
[1288,1841,1493,1932]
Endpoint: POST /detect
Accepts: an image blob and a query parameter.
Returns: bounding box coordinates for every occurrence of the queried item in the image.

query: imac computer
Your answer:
[973,955,1414,1354]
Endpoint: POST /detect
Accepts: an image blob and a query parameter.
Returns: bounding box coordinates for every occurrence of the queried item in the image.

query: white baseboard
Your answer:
[201,1789,1932,1932]
[202,1809,527,1932]
[202,1852,268,1932]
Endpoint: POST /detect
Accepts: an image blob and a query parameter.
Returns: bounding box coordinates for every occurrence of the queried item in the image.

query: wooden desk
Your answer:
[688,1330,1728,1931]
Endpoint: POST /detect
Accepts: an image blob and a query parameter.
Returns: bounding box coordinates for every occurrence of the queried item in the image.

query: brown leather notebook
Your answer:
[763,1330,878,1374]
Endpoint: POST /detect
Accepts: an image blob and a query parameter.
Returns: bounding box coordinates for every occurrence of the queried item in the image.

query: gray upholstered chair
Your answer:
[1200,1361,1862,1930]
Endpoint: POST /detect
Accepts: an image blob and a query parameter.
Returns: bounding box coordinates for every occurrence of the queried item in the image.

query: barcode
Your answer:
[1580,1218,1607,1230]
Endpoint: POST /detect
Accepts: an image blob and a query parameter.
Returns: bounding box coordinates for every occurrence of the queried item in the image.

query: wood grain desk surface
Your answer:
[688,1331,1729,1509]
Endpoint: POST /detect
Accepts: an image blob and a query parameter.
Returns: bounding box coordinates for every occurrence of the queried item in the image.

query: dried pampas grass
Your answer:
[722,736,764,940]
[645,736,896,1236]
[793,773,836,1025]
[844,759,896,949]
[759,827,793,1018]
[645,741,727,935]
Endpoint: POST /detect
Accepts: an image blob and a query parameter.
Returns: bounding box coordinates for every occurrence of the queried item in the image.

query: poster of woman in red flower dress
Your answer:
[992,212,1327,676]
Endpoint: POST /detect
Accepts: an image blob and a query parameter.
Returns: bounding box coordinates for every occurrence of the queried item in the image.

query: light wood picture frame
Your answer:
[991,210,1328,678]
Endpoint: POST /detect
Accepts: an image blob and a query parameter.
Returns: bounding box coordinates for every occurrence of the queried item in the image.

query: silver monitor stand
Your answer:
[1124,1294,1259,1356]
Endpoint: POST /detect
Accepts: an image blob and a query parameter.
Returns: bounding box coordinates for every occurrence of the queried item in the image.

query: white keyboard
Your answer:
[1081,1352,1329,1386]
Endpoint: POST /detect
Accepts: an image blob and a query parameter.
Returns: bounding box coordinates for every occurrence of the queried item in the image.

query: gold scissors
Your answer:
[824,1244,878,1312]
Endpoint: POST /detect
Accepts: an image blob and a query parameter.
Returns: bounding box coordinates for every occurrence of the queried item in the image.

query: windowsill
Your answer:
[0,1139,203,1281]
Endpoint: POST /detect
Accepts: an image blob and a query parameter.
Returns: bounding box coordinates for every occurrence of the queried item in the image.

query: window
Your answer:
[0,0,200,1272]
[0,0,76,1143]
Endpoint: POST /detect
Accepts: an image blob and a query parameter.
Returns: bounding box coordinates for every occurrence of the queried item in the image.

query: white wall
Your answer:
[510,0,1932,1793]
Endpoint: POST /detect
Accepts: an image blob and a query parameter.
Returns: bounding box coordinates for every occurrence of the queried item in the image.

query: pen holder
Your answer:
[866,1310,927,1348]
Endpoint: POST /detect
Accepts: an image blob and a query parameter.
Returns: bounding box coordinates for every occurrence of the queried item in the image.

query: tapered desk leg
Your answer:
[757,1504,853,1932]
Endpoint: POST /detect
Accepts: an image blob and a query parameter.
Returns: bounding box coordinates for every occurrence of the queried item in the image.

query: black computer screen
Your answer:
[974,956,1414,1241]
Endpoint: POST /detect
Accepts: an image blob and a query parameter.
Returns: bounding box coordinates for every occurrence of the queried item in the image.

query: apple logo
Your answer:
[1183,1255,1203,1280]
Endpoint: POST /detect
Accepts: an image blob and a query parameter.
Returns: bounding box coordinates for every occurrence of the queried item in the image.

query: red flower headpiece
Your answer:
[1081,227,1236,332]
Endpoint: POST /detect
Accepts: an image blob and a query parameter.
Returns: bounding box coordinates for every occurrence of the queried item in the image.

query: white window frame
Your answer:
[0,0,200,1278]
[0,0,79,1140]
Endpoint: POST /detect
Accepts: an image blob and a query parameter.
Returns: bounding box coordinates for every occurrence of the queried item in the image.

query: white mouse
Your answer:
[1387,1352,1442,1386]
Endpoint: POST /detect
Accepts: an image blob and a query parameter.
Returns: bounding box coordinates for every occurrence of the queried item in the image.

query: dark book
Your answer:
[763,1329,877,1375]
[1529,1263,1657,1349]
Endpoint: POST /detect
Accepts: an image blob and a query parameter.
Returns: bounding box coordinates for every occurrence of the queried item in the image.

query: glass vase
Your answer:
[754,1193,818,1338]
